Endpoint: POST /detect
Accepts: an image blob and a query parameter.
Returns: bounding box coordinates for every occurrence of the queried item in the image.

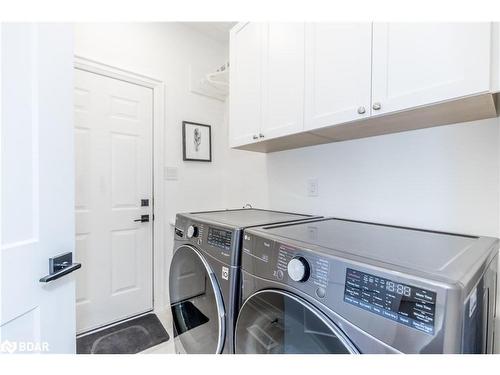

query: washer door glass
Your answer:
[235,290,357,354]
[169,245,225,353]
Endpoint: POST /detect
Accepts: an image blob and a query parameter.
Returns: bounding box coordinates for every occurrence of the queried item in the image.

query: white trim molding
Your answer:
[73,55,167,312]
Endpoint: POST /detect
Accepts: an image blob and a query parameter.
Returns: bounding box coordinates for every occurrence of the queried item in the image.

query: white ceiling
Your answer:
[182,22,236,44]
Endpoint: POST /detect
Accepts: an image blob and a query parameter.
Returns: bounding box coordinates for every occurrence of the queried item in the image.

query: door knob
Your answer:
[372,102,382,111]
[134,214,150,223]
[357,106,366,114]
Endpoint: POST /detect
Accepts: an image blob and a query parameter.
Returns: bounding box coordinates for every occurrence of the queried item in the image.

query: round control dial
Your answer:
[186,225,198,239]
[287,257,310,282]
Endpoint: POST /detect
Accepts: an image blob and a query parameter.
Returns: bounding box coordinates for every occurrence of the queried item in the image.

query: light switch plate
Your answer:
[165,167,179,181]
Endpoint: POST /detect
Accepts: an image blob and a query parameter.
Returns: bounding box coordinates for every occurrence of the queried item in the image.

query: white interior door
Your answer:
[304,23,372,130]
[1,24,76,353]
[371,22,491,115]
[74,68,153,334]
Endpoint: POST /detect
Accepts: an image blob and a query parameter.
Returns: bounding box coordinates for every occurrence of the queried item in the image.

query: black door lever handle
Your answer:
[39,252,81,283]
[40,263,81,283]
[134,214,150,223]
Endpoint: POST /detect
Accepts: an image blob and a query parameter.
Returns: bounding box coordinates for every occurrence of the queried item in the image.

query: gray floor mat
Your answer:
[77,313,169,354]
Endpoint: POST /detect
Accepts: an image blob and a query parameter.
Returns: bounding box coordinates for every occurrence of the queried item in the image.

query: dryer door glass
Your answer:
[235,290,357,354]
[169,245,225,353]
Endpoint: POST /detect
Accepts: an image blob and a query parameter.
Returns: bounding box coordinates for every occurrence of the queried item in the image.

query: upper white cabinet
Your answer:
[304,23,372,130]
[230,22,305,147]
[229,23,264,147]
[229,22,498,152]
[262,23,305,139]
[371,23,491,115]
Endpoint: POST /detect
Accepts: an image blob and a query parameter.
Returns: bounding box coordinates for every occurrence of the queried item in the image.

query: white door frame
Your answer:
[73,55,166,314]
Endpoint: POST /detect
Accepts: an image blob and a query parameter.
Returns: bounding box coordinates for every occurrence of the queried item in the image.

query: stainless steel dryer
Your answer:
[169,208,320,354]
[235,218,498,354]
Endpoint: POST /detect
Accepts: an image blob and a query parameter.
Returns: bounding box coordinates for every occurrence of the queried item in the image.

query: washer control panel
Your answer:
[242,233,331,300]
[276,245,329,289]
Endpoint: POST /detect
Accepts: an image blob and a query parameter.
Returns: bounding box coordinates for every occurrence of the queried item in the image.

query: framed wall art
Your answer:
[182,121,212,162]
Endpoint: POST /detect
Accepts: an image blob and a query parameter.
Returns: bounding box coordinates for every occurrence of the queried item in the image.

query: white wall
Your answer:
[267,118,499,237]
[74,23,268,309]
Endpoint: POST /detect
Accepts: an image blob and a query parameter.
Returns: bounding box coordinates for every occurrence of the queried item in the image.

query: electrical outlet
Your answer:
[307,178,319,197]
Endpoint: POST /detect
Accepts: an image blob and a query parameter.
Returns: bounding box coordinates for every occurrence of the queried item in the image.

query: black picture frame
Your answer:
[182,121,212,162]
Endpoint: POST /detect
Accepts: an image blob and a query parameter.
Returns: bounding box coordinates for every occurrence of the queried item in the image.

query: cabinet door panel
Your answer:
[262,23,305,139]
[372,23,491,115]
[492,23,500,93]
[304,23,372,131]
[229,23,263,147]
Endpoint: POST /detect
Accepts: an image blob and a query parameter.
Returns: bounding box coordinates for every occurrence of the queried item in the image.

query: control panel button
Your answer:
[187,225,198,239]
[316,287,326,299]
[287,257,310,282]
[174,228,184,238]
[276,270,284,280]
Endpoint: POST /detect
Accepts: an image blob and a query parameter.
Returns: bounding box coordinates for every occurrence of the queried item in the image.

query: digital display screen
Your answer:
[207,227,232,250]
[344,268,436,334]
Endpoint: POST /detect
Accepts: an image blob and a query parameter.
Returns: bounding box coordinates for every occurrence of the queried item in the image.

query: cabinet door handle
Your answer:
[372,102,382,111]
[357,106,366,115]
[252,135,259,140]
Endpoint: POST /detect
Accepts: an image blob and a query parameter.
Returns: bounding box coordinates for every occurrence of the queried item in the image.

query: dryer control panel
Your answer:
[207,227,232,251]
[344,268,436,335]
[174,214,236,265]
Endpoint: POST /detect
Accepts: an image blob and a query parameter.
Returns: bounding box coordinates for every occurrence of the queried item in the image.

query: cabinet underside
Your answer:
[234,93,499,153]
